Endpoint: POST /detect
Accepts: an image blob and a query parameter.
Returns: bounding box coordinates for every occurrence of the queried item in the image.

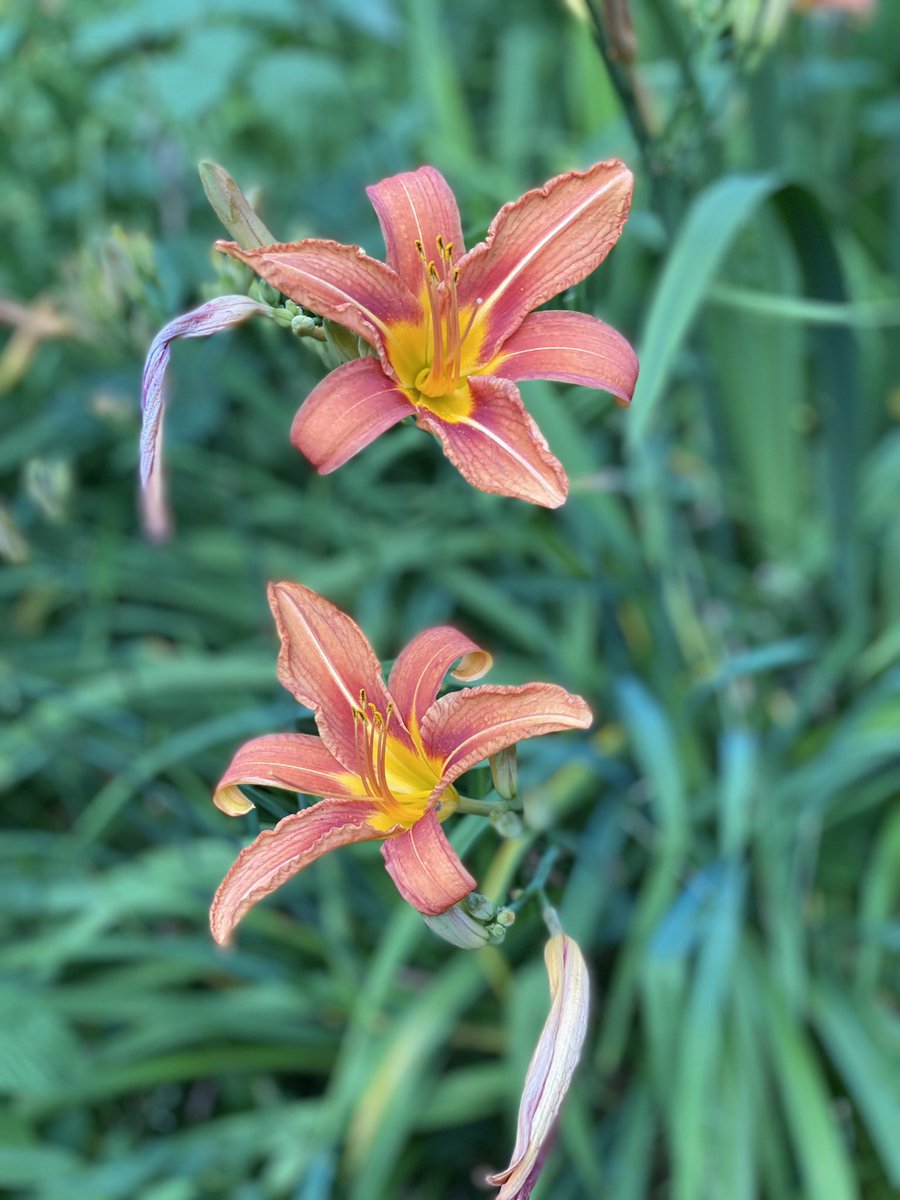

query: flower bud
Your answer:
[318,319,363,369]
[464,891,494,921]
[423,903,491,949]
[249,279,282,308]
[198,161,275,250]
[488,934,590,1198]
[491,809,523,839]
[291,313,323,339]
[490,745,518,801]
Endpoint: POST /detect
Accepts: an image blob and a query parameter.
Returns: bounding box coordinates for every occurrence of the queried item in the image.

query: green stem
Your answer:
[454,795,501,817]
[584,0,655,176]
[506,845,561,913]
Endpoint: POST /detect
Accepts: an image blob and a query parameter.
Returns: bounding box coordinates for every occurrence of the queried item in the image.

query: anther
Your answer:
[415,239,425,260]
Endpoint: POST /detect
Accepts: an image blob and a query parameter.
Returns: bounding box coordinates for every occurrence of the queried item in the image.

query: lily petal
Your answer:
[367,166,465,297]
[210,799,385,945]
[415,375,568,508]
[420,683,592,795]
[458,160,633,362]
[268,581,411,771]
[387,626,492,734]
[491,309,639,406]
[139,294,270,539]
[291,355,413,473]
[212,732,364,816]
[488,934,590,1198]
[216,238,421,357]
[380,809,476,915]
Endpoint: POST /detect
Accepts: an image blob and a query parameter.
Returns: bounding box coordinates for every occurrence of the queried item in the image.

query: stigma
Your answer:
[414,236,481,399]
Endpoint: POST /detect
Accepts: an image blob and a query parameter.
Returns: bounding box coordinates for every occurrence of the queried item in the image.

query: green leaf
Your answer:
[628,172,784,444]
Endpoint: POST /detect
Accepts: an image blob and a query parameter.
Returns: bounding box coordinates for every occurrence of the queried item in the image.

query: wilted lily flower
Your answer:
[209,583,592,944]
[217,161,638,507]
[488,933,590,1199]
[139,294,271,539]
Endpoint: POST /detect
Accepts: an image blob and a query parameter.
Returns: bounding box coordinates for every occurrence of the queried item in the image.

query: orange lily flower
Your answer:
[217,161,638,507]
[209,583,592,944]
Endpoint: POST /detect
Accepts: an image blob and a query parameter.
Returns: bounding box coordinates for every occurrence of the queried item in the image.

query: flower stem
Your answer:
[454,795,501,817]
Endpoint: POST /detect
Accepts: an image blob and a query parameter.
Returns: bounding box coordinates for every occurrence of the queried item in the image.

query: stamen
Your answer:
[371,709,390,797]
[448,262,461,383]
[459,297,483,346]
[425,262,444,382]
[411,236,475,397]
[363,712,379,794]
[353,708,375,795]
[380,703,395,797]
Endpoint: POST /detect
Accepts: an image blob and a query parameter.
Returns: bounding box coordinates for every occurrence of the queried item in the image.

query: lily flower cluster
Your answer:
[141,160,634,1198]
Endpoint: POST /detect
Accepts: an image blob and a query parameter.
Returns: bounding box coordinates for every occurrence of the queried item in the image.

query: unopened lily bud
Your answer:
[291,313,323,339]
[249,279,282,308]
[491,809,523,839]
[198,161,275,250]
[486,922,508,944]
[464,891,494,921]
[488,934,590,1199]
[490,745,518,801]
[423,903,491,949]
[315,319,362,369]
[495,907,516,928]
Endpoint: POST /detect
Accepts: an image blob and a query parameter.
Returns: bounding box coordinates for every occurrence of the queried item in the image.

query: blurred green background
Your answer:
[3,0,900,1196]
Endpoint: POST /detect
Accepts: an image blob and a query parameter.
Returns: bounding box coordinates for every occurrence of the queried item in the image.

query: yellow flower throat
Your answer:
[388,236,484,421]
[351,691,449,833]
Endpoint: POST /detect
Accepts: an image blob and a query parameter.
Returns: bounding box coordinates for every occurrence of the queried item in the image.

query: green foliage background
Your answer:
[2,0,900,1196]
